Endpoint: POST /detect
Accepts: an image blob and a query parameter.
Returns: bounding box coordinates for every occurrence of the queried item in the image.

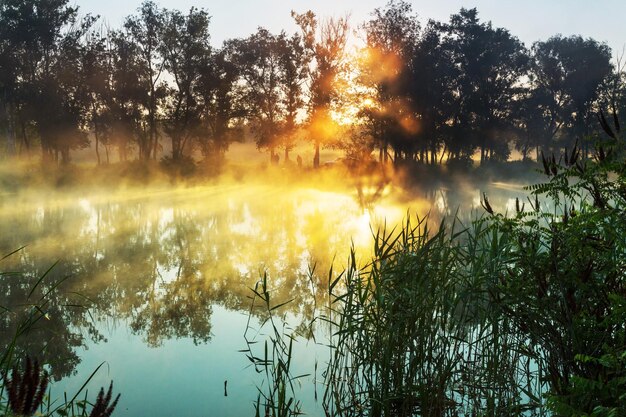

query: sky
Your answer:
[75,0,626,56]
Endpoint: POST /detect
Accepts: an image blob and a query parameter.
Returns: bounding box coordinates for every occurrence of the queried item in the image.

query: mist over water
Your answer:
[0,159,537,416]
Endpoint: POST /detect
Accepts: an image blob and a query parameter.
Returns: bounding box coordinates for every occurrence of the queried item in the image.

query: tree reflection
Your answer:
[0,179,524,378]
[0,260,104,381]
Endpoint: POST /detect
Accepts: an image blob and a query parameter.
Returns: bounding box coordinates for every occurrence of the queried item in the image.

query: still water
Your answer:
[0,169,531,416]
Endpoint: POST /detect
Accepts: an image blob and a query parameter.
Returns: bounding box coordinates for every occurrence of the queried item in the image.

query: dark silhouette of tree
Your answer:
[279,32,309,162]
[0,3,20,155]
[107,31,147,162]
[160,7,211,161]
[359,0,419,164]
[226,28,304,160]
[0,1,622,167]
[83,28,115,165]
[527,36,613,155]
[596,56,626,138]
[197,48,242,167]
[407,23,458,164]
[515,85,555,160]
[0,0,94,164]
[437,8,528,163]
[123,1,166,160]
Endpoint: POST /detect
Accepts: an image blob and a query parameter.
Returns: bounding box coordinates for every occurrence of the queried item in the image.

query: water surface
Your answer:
[0,170,531,416]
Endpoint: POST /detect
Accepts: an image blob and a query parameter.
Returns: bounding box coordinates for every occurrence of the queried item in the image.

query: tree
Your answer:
[279,32,309,162]
[529,36,613,154]
[83,28,115,165]
[160,7,211,161]
[359,0,420,164]
[228,28,288,159]
[197,47,242,166]
[408,23,457,164]
[0,0,95,164]
[123,1,165,160]
[294,11,349,168]
[438,8,528,163]
[0,2,20,155]
[107,31,148,162]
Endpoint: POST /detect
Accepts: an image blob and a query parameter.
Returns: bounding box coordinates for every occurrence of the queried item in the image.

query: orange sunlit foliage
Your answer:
[358,46,403,85]
[310,108,342,141]
[327,45,421,141]
[399,114,420,135]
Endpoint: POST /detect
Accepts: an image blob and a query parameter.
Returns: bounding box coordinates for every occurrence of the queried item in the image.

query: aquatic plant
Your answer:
[0,251,121,417]
[243,273,307,417]
[321,215,539,416]
[88,382,120,417]
[2,356,49,416]
[316,133,626,415]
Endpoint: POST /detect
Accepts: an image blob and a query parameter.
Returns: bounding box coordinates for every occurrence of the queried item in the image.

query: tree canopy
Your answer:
[0,0,621,169]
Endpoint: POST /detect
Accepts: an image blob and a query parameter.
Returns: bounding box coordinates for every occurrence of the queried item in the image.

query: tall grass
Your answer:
[243,273,310,417]
[254,139,626,416]
[0,249,120,417]
[322,215,543,417]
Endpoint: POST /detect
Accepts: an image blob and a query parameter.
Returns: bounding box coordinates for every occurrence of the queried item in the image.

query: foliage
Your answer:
[318,126,626,416]
[504,136,626,415]
[0,1,623,170]
[243,273,307,417]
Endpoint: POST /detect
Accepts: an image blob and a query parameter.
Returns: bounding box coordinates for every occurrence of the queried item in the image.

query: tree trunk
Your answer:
[20,120,29,152]
[313,141,320,168]
[61,147,71,164]
[4,100,15,156]
[94,128,101,165]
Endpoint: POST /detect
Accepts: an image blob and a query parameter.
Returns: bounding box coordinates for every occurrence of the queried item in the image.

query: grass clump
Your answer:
[243,273,309,417]
[316,139,626,416]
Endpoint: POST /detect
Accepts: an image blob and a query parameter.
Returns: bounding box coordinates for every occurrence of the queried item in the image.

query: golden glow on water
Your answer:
[0,167,437,309]
[0,161,533,417]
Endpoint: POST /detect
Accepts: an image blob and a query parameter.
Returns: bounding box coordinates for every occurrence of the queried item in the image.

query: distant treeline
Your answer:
[0,0,623,167]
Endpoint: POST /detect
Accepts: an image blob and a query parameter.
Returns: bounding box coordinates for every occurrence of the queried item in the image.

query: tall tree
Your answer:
[294,11,349,168]
[160,7,211,161]
[123,1,165,160]
[438,8,528,163]
[228,28,287,159]
[108,31,148,162]
[279,32,309,162]
[529,36,613,153]
[408,23,457,164]
[83,28,115,165]
[359,0,420,164]
[0,0,96,164]
[197,48,242,166]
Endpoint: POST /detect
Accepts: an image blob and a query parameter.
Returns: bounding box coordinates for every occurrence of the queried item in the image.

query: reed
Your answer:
[321,214,542,417]
[0,250,120,417]
[243,273,309,417]
[250,139,626,416]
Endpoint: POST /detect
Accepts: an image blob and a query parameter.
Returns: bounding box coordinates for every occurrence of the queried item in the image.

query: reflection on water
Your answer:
[0,172,530,416]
